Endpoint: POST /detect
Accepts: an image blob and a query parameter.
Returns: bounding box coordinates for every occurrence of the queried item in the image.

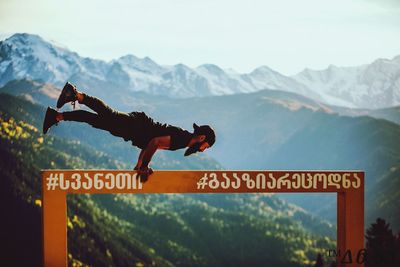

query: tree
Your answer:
[365,218,397,267]
[314,253,323,267]
[395,233,400,265]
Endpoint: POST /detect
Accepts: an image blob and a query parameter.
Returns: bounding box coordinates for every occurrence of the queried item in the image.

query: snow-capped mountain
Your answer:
[0,33,320,100]
[293,57,400,109]
[0,33,109,86]
[1,33,399,109]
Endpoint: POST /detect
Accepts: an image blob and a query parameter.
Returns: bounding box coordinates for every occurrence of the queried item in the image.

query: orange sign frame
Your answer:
[42,170,364,267]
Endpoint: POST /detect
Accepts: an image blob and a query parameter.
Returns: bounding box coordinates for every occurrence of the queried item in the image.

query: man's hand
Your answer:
[134,136,170,182]
[136,166,154,182]
[138,166,154,175]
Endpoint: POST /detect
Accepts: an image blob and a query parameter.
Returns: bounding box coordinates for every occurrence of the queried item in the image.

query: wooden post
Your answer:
[337,185,365,267]
[42,190,67,267]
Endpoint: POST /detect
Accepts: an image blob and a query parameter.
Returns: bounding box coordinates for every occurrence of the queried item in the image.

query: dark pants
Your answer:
[62,94,131,137]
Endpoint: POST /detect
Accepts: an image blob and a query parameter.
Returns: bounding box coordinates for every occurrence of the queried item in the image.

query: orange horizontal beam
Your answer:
[42,170,364,194]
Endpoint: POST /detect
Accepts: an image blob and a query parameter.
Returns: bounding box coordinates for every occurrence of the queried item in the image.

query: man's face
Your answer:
[198,142,210,152]
[184,141,210,156]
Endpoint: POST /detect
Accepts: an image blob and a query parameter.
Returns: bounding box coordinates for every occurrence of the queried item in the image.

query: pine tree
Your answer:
[395,232,400,266]
[365,218,396,267]
[314,253,323,267]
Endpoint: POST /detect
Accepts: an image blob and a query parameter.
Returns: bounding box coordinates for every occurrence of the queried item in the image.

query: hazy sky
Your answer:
[0,0,399,75]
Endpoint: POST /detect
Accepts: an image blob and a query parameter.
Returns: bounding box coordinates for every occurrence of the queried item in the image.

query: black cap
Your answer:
[193,123,216,147]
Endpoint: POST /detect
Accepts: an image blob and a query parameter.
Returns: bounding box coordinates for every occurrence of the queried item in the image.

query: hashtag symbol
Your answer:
[197,174,208,190]
[46,173,59,190]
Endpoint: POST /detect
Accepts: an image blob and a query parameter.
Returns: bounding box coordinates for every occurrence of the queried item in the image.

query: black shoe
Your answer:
[57,82,78,109]
[43,107,58,134]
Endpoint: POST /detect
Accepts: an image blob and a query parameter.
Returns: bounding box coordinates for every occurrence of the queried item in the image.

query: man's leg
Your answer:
[57,82,118,117]
[77,93,116,117]
[61,108,131,140]
[60,110,104,129]
[46,82,126,134]
[43,107,110,134]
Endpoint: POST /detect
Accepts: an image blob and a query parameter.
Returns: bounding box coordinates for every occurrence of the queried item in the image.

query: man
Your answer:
[43,82,216,181]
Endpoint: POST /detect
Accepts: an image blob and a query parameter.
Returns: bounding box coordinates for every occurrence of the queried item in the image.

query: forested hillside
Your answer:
[0,94,336,266]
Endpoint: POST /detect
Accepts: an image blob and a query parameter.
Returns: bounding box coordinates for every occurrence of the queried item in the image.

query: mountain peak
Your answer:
[3,33,64,52]
[0,33,85,86]
[197,64,225,76]
[5,33,44,44]
[116,54,162,74]
[2,32,72,55]
[118,54,139,62]
[369,56,400,68]
[393,55,400,62]
[250,66,283,78]
[198,63,222,71]
[174,63,191,70]
[143,56,154,63]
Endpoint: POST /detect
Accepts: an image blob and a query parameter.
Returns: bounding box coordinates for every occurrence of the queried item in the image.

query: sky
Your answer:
[0,0,399,75]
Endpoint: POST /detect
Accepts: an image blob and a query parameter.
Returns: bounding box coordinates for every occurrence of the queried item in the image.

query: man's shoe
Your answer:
[43,107,58,134]
[56,82,78,109]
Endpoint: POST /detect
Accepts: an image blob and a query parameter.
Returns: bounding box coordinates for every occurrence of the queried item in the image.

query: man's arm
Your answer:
[134,149,145,170]
[136,136,171,170]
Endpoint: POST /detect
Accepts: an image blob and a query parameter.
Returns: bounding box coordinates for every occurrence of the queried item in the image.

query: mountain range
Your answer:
[1,33,399,109]
[2,78,400,232]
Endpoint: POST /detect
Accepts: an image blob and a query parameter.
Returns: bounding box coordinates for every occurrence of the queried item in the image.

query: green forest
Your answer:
[0,93,337,266]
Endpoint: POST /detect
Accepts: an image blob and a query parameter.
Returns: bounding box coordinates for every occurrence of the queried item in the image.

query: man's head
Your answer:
[184,123,216,156]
